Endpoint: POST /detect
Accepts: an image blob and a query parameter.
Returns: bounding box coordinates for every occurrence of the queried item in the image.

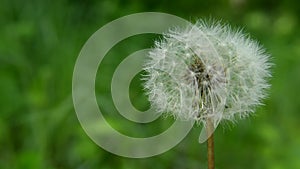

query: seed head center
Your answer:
[189,56,211,89]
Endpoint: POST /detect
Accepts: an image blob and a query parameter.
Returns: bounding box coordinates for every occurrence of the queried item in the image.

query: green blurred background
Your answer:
[1,0,300,168]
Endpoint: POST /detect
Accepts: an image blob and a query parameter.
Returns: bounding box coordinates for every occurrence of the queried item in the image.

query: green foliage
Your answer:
[0,0,299,168]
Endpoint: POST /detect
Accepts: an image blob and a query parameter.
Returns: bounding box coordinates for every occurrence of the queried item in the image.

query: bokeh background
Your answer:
[1,0,300,168]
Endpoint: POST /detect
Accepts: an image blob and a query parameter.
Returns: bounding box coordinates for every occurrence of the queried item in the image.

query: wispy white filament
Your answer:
[143,20,271,127]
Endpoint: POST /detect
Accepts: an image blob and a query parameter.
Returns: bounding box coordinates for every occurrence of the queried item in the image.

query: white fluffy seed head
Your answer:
[143,20,272,126]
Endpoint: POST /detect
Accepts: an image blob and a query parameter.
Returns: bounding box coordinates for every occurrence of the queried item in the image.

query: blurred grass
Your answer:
[0,0,300,169]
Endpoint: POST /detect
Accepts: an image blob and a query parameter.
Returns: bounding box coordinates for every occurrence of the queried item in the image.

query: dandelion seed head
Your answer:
[143,20,272,126]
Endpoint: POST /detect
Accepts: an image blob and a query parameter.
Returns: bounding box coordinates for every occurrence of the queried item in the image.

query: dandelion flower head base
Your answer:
[143,20,271,130]
[187,55,227,120]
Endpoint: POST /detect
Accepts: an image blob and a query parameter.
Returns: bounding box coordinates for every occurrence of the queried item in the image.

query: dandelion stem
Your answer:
[207,119,214,169]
